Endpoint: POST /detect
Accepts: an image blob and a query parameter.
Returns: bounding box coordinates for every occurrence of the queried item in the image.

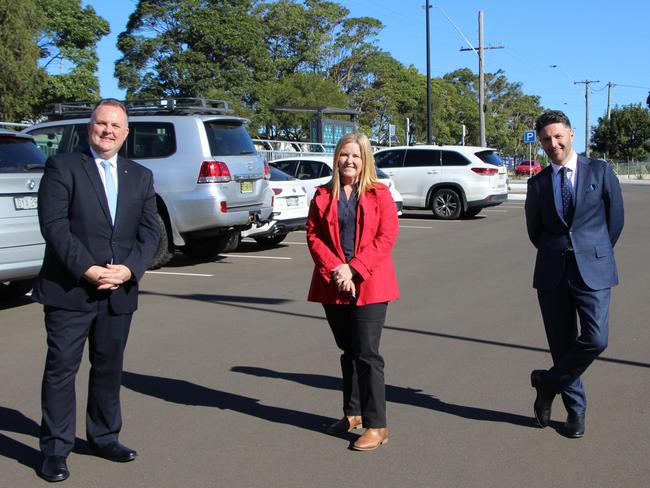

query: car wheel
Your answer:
[462,207,482,219]
[431,188,462,220]
[0,279,33,300]
[254,234,287,248]
[148,213,174,269]
[220,231,241,253]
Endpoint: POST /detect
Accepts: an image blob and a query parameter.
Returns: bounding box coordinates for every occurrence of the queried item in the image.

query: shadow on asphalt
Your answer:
[230,366,553,430]
[121,371,338,435]
[139,290,292,306]
[0,406,93,474]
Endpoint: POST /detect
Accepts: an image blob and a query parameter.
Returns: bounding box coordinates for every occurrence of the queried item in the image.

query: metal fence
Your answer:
[611,160,650,179]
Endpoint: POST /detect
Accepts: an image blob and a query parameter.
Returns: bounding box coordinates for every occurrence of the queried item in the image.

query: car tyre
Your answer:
[253,233,287,248]
[462,207,482,219]
[0,279,33,300]
[431,188,462,220]
[148,214,174,269]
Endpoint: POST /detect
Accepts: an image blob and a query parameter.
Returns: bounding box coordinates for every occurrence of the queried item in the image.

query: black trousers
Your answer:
[323,302,388,428]
[40,300,132,457]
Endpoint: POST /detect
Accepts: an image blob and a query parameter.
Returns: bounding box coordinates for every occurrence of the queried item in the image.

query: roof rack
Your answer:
[46,98,234,119]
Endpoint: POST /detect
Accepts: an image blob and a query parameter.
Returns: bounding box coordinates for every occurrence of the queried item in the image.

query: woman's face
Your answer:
[337,142,363,185]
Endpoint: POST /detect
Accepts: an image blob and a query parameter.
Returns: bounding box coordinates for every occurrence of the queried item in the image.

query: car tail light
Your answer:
[472,167,498,176]
[263,160,271,180]
[272,188,282,195]
[220,201,228,213]
[198,161,231,183]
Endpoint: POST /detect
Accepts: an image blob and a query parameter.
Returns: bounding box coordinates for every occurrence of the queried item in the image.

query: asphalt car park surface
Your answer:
[1,186,649,488]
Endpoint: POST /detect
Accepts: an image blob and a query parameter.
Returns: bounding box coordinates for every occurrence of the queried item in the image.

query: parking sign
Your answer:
[523,130,536,143]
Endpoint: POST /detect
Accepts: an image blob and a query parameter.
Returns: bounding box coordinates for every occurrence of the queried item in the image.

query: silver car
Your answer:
[24,98,274,267]
[0,129,46,299]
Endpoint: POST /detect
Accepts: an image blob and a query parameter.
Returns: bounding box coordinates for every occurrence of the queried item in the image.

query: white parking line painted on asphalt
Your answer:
[241,238,308,245]
[146,271,214,277]
[484,209,509,212]
[217,254,292,260]
[400,225,434,229]
[399,218,462,222]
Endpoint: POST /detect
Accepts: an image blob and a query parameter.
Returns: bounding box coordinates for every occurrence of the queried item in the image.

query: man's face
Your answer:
[537,122,574,165]
[88,104,129,159]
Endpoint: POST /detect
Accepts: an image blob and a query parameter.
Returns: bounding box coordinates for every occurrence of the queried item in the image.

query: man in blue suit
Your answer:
[34,99,159,481]
[525,110,624,438]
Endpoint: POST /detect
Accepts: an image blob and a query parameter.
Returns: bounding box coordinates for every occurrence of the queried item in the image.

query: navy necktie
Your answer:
[100,160,117,224]
[560,167,574,225]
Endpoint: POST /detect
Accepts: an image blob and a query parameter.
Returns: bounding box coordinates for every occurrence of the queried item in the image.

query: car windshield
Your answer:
[0,136,47,173]
[475,150,504,166]
[203,121,257,156]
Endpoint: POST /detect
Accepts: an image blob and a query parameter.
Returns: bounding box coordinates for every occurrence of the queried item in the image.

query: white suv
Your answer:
[24,99,273,267]
[373,145,508,219]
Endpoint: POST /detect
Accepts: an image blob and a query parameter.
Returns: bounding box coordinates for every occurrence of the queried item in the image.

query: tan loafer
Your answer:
[352,427,389,451]
[326,416,363,435]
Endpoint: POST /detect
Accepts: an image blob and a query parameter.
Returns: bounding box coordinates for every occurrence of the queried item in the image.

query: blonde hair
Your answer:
[330,132,378,199]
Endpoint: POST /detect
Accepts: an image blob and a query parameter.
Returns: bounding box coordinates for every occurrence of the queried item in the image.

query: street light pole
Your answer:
[425,0,433,144]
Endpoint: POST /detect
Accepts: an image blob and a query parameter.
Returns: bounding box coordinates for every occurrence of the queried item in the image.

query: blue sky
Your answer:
[87,0,650,153]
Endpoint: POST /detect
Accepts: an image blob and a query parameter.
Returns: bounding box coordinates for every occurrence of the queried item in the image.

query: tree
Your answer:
[444,68,543,154]
[591,104,650,161]
[116,0,273,105]
[260,72,348,140]
[36,0,109,108]
[0,0,46,121]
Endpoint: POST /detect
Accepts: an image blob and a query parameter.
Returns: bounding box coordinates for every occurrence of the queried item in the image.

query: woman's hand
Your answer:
[332,263,356,284]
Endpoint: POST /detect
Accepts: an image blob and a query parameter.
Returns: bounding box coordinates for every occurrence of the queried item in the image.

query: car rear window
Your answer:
[270,166,295,181]
[475,150,504,166]
[0,136,47,173]
[204,122,256,156]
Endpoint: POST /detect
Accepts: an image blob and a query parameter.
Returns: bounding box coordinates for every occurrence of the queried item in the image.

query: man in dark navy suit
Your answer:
[34,99,159,481]
[525,110,624,438]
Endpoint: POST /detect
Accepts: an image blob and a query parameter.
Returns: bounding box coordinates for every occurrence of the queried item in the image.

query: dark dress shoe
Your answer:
[39,456,69,482]
[531,370,555,428]
[89,441,137,462]
[327,416,363,435]
[561,412,585,438]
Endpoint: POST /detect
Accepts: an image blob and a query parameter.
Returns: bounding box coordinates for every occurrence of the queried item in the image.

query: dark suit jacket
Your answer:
[33,150,159,313]
[525,156,624,291]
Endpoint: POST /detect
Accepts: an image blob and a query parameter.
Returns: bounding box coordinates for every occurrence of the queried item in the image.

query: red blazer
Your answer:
[306,183,400,306]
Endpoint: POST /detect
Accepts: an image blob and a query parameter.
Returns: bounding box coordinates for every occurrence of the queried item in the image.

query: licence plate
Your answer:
[240,181,253,193]
[286,196,299,206]
[14,195,38,210]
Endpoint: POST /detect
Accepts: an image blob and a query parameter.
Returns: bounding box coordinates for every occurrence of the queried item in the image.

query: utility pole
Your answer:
[574,80,599,157]
[606,82,615,121]
[425,0,433,144]
[459,11,504,147]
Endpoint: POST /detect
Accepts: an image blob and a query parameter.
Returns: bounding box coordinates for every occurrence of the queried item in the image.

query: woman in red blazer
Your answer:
[306,132,399,451]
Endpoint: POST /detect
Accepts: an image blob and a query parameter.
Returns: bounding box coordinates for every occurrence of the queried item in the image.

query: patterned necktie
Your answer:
[100,160,117,224]
[560,166,574,225]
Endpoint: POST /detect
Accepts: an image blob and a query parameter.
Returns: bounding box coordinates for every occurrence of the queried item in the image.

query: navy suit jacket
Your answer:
[525,156,624,291]
[33,150,159,313]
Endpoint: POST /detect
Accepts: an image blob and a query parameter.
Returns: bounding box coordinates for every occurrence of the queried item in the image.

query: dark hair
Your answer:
[535,110,571,133]
[91,99,129,124]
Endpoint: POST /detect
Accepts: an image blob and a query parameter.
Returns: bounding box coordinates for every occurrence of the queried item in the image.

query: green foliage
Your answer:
[0,0,46,120]
[36,0,109,107]
[260,72,348,139]
[116,0,273,106]
[591,104,650,161]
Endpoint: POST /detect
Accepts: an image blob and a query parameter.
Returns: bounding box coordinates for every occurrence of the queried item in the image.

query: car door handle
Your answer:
[427,170,439,174]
